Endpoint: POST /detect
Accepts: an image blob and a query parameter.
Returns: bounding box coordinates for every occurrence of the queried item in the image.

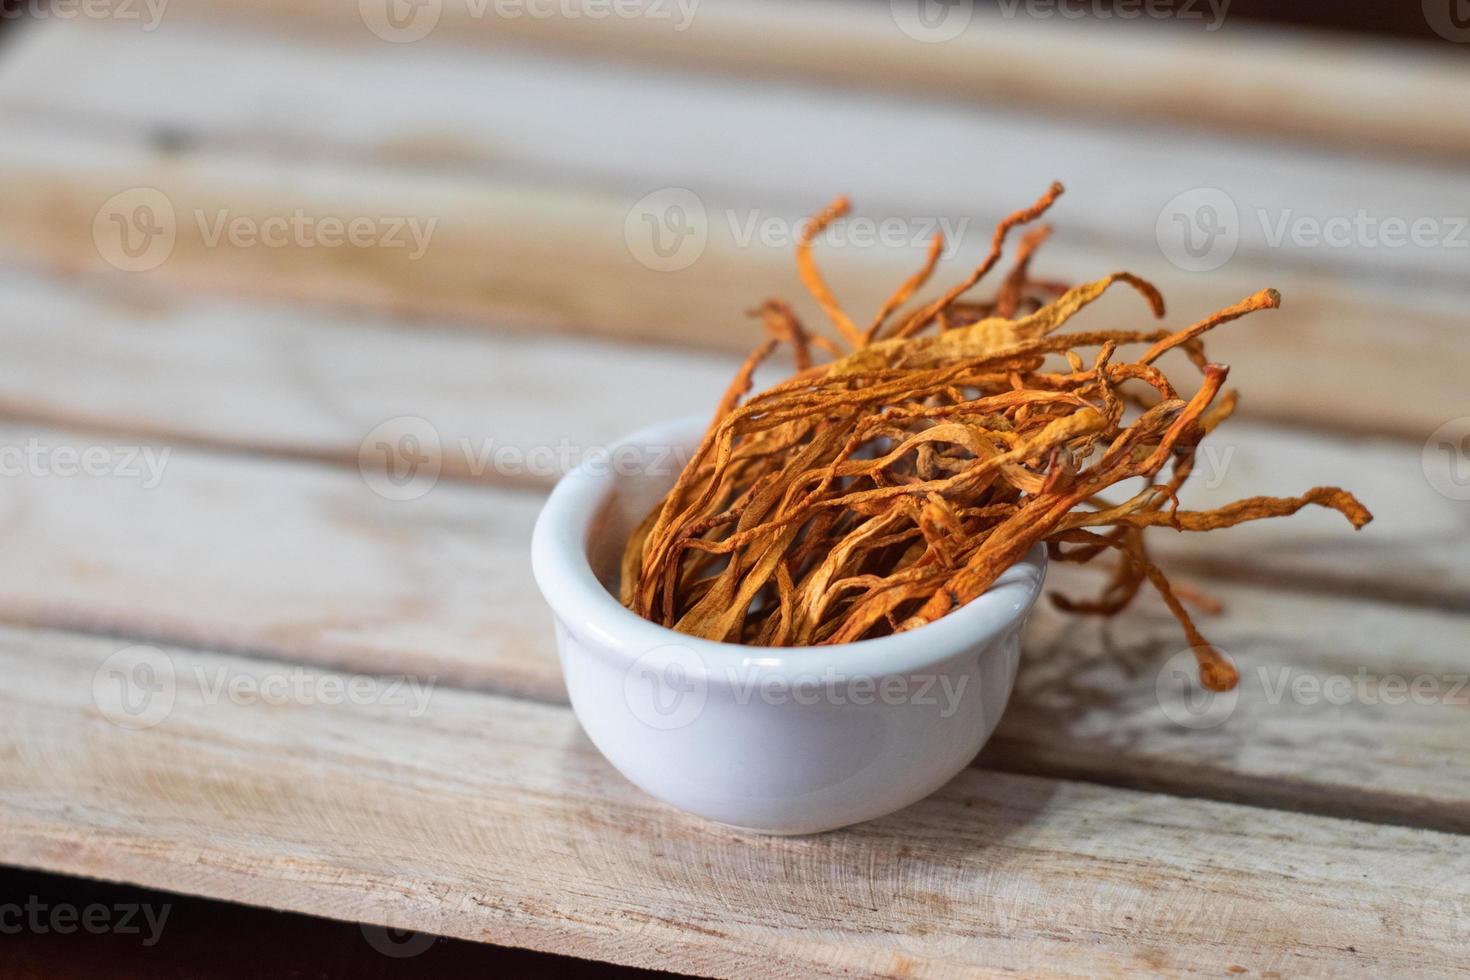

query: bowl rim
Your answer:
[531,415,1047,680]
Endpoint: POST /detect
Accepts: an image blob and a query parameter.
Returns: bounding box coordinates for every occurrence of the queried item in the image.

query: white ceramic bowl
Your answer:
[531,416,1046,835]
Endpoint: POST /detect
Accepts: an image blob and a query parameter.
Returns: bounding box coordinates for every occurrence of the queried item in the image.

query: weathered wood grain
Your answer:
[0,9,1463,970]
[0,274,1456,605]
[144,0,1470,163]
[0,70,1467,437]
[6,624,1469,978]
[0,421,1464,830]
[1007,568,1470,833]
[0,424,554,698]
[0,269,742,487]
[4,20,1468,287]
[0,121,908,355]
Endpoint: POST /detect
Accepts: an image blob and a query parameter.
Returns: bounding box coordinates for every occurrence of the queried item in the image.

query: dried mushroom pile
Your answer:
[620,185,1370,690]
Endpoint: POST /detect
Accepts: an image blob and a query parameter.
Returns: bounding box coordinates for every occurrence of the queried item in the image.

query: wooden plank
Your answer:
[4,20,1468,288]
[0,269,740,485]
[145,0,1470,163]
[0,419,1466,831]
[1006,570,1470,833]
[0,122,905,371]
[0,120,1464,438]
[0,272,1455,603]
[0,423,556,699]
[6,624,1469,978]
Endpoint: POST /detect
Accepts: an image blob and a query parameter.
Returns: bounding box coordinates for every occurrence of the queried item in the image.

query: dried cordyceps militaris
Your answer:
[619,183,1371,691]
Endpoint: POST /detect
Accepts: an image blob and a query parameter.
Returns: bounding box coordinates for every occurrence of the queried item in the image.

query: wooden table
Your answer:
[1,3,1467,976]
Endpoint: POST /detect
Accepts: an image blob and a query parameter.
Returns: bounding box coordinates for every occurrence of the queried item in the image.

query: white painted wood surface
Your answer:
[0,418,1463,831]
[0,119,1464,439]
[158,0,1470,161]
[0,21,1468,437]
[0,422,553,697]
[0,272,1456,603]
[0,269,740,484]
[7,626,1470,978]
[4,20,1467,286]
[0,7,1466,974]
